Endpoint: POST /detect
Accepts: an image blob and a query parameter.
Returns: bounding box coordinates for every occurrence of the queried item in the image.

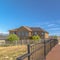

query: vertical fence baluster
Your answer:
[50,40,51,50]
[28,44,30,60]
[44,40,46,60]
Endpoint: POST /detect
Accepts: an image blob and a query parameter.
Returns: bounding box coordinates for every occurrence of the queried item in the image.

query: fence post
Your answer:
[28,44,30,60]
[54,39,56,46]
[57,39,58,44]
[55,39,58,45]
[50,40,52,50]
[44,40,46,60]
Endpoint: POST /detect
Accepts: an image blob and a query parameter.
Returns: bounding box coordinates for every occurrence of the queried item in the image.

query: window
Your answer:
[33,32,38,35]
[34,32,37,35]
[18,32,21,36]
[13,32,16,34]
[14,32,16,34]
[41,32,44,35]
[18,31,28,36]
[22,32,24,36]
[25,32,28,36]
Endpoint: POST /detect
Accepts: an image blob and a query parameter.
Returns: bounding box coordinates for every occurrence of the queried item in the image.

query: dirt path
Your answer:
[46,44,60,60]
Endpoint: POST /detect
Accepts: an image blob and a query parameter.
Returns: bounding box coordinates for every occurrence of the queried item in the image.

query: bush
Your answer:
[31,35,40,42]
[7,34,19,43]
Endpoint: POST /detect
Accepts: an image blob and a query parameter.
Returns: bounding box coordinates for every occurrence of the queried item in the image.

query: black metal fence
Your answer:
[16,39,58,60]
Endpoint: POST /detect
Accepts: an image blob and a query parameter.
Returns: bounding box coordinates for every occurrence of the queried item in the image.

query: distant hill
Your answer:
[0,33,8,40]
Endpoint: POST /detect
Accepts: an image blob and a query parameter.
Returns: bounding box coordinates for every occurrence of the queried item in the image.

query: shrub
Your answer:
[31,35,40,42]
[7,34,19,43]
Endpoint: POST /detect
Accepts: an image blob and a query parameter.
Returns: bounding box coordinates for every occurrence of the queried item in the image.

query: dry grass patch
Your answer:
[0,45,27,60]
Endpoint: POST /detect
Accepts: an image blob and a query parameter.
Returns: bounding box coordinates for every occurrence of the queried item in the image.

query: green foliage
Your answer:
[54,35,57,39]
[31,35,40,41]
[7,34,19,43]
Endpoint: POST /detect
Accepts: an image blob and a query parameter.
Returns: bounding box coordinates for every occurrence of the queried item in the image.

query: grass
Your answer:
[0,45,27,60]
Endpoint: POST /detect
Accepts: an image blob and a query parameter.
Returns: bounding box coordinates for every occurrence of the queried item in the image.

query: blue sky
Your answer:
[0,0,60,35]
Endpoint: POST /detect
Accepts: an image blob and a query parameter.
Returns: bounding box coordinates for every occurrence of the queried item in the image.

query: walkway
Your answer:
[46,43,60,60]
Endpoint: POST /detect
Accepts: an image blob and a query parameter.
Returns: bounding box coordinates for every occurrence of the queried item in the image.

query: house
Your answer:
[9,26,49,39]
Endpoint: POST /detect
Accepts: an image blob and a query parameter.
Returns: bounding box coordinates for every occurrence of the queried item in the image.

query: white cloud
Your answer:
[47,24,55,27]
[48,27,60,31]
[0,31,9,34]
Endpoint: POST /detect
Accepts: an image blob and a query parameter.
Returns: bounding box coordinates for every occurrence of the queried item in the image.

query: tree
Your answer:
[7,34,19,45]
[54,35,57,39]
[31,35,41,43]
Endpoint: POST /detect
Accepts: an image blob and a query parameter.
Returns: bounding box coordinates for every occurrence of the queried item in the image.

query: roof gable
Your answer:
[30,27,49,33]
[18,26,32,31]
